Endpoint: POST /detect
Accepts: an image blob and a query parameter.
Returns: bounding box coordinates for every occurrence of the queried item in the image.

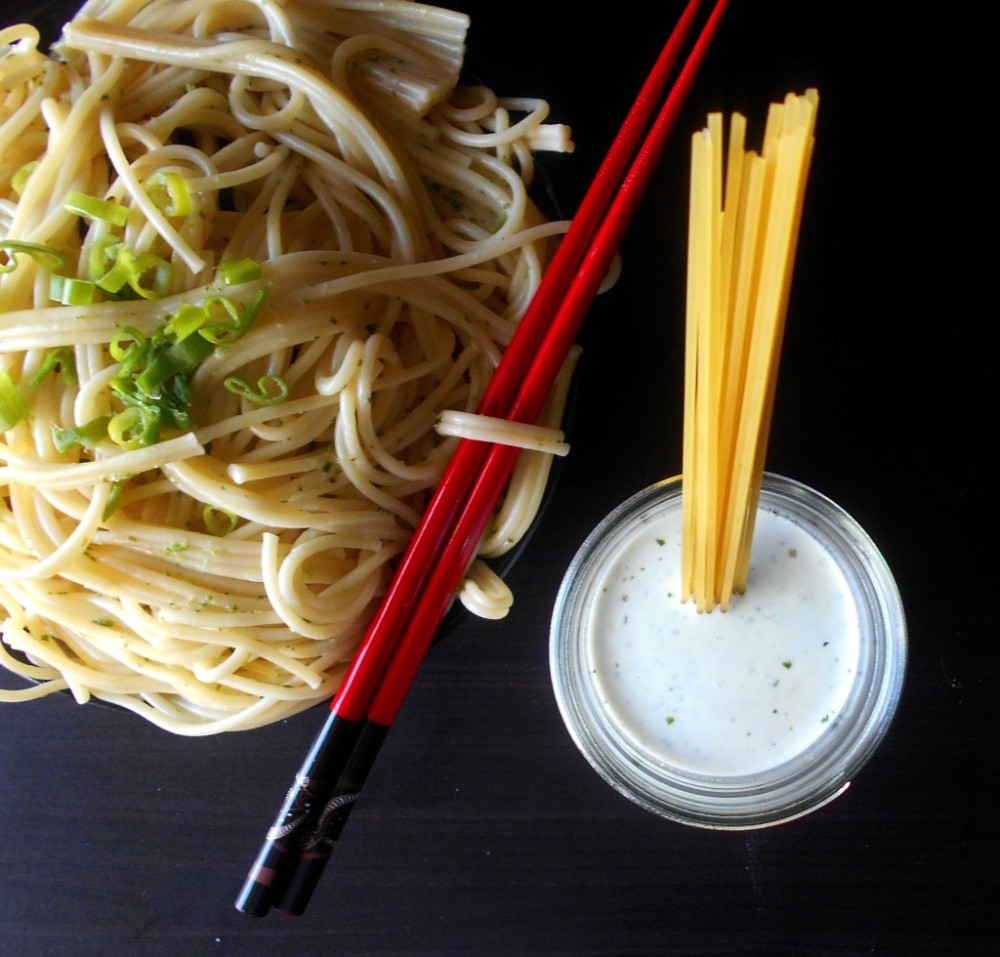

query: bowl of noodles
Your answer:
[1,0,577,734]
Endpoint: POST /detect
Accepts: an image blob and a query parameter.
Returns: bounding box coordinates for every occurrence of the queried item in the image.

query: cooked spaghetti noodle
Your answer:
[0,0,576,732]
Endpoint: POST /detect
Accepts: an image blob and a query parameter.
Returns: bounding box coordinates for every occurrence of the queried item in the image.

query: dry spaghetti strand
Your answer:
[681,89,819,612]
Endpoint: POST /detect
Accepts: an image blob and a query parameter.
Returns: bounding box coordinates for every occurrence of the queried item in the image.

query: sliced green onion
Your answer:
[144,171,192,217]
[135,332,213,395]
[108,406,160,450]
[224,374,289,406]
[64,190,130,227]
[112,379,193,433]
[28,348,78,388]
[156,375,196,431]
[109,326,149,367]
[12,161,38,197]
[86,275,271,449]
[87,235,122,281]
[203,505,238,536]
[94,246,171,300]
[49,274,98,305]
[52,414,111,451]
[0,371,30,431]
[200,289,268,344]
[165,302,208,341]
[219,256,262,285]
[103,481,123,520]
[197,295,243,342]
[1,240,65,274]
[94,251,133,294]
[125,251,172,299]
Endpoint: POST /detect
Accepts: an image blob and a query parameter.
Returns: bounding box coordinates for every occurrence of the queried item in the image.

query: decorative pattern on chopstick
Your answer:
[681,89,819,613]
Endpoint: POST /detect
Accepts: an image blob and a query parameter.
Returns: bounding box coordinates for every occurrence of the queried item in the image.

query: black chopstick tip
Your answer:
[234,862,282,916]
[274,853,332,916]
[234,882,272,917]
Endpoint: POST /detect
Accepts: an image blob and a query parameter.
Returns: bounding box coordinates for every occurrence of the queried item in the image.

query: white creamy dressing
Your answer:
[586,504,861,777]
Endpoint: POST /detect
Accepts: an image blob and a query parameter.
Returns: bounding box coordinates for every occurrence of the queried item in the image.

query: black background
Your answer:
[2,2,995,955]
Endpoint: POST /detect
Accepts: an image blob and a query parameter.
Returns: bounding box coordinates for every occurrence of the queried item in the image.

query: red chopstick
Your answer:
[235,0,728,917]
[328,0,709,729]
[367,0,730,727]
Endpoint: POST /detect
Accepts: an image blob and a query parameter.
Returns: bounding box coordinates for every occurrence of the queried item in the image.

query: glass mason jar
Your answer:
[549,473,907,829]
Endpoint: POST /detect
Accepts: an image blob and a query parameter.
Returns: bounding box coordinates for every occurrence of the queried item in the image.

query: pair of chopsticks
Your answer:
[235,0,729,917]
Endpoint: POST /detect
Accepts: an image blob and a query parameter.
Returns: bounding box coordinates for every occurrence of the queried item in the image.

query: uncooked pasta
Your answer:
[681,90,818,613]
[0,0,576,733]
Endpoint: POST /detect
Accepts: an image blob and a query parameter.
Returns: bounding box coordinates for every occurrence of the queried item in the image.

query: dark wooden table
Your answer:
[3,2,995,954]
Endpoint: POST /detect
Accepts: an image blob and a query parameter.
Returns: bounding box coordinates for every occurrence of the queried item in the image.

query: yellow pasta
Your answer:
[681,89,818,612]
[0,0,576,732]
